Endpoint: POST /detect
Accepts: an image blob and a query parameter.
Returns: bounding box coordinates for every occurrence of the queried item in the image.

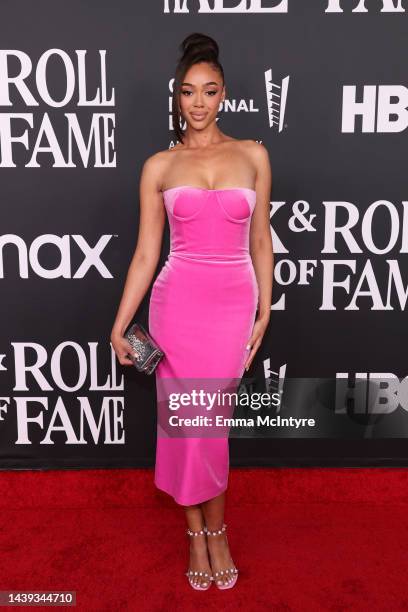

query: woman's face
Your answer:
[179,62,225,130]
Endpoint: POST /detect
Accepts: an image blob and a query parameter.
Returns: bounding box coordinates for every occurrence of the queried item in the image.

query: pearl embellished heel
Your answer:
[185,526,214,590]
[205,523,239,590]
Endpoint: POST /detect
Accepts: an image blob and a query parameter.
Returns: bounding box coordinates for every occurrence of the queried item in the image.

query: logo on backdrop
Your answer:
[0,49,116,168]
[342,85,408,133]
[0,234,115,278]
[271,199,408,311]
[326,0,404,12]
[163,0,404,14]
[263,359,286,411]
[164,0,288,13]
[335,373,408,414]
[265,69,289,131]
[0,342,125,445]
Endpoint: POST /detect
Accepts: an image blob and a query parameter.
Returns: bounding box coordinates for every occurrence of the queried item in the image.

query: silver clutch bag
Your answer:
[124,322,164,375]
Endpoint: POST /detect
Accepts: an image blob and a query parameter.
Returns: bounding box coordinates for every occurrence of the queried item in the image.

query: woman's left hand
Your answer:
[244,315,270,371]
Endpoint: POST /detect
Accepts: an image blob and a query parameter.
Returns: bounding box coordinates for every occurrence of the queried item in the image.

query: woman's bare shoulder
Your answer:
[140,147,181,191]
[233,139,268,169]
[142,147,176,172]
[239,138,266,150]
[232,138,266,158]
[243,139,270,162]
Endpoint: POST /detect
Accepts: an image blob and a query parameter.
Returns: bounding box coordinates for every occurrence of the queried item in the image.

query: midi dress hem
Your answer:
[154,477,229,506]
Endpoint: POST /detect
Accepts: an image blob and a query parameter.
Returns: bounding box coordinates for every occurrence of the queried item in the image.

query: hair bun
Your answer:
[180,32,219,59]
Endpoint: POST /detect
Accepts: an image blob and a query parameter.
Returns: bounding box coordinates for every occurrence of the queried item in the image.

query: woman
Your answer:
[111,32,273,591]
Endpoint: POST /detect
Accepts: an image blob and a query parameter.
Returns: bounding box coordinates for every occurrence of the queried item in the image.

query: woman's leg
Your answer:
[201,491,236,587]
[184,503,213,587]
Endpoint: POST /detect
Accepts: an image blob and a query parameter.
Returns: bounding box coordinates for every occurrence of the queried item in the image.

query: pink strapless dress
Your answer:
[148,185,259,506]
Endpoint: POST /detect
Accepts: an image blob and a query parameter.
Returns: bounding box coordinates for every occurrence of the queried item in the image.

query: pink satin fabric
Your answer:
[148,186,259,505]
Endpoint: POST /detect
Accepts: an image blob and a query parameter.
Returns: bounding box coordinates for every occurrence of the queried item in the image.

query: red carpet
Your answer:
[1,467,408,611]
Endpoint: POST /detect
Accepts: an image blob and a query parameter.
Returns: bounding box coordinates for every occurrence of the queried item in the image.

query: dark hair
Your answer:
[171,33,225,144]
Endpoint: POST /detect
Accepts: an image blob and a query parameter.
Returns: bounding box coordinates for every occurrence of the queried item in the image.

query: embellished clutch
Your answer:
[124,322,164,375]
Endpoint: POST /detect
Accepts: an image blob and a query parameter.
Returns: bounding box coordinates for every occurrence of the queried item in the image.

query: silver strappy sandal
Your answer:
[204,523,239,590]
[185,526,214,590]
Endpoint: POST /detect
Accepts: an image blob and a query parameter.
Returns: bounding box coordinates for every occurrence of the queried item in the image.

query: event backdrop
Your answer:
[1,0,407,469]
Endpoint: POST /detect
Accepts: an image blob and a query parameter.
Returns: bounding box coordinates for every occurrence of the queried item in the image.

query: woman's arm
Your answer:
[245,142,274,370]
[110,153,166,364]
[250,141,274,323]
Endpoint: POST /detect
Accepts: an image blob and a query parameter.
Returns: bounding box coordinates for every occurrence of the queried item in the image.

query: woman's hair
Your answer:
[171,32,225,144]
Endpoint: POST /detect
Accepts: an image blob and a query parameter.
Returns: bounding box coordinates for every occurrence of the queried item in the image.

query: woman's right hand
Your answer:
[110,332,135,367]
